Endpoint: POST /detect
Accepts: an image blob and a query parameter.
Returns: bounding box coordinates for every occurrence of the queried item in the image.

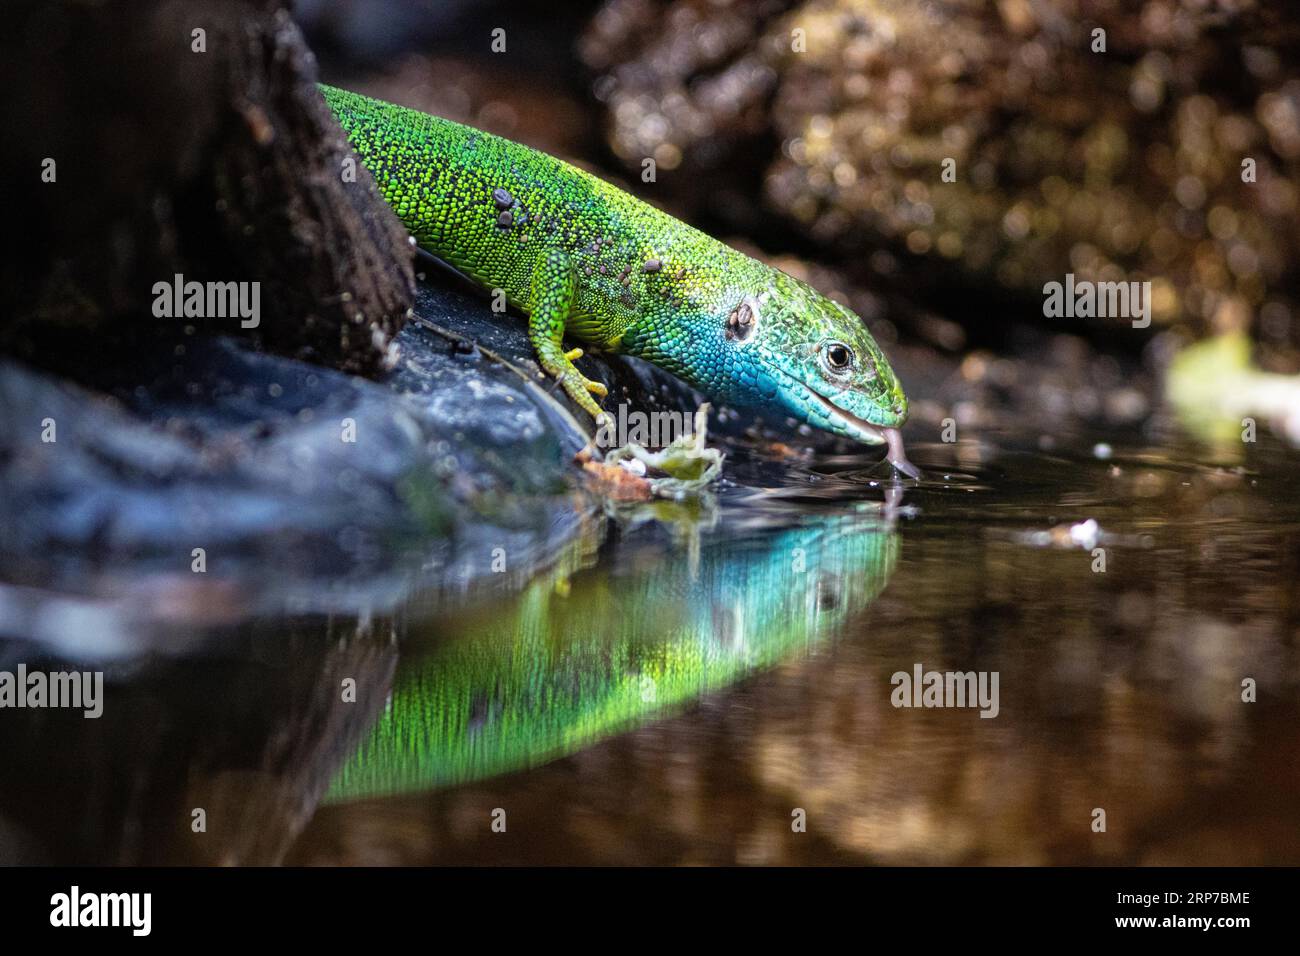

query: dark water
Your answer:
[3,430,1298,865]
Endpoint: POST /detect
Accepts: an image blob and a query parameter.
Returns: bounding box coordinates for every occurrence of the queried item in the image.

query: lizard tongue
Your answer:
[883,427,922,480]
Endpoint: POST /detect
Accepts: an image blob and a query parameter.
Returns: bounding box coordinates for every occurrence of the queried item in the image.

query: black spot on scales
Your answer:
[726,300,757,342]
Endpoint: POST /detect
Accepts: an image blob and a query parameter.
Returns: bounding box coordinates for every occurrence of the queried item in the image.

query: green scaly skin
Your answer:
[321,85,914,464]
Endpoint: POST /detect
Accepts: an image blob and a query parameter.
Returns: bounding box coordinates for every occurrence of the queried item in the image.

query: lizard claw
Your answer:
[564,347,584,362]
[554,366,608,420]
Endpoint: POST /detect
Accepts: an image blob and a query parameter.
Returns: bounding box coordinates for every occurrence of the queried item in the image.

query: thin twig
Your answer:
[408,315,594,447]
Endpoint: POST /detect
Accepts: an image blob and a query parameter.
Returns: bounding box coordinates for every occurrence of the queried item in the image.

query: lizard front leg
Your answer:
[528,248,609,422]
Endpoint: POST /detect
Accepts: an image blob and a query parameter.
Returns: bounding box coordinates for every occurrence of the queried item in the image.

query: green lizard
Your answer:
[321,85,918,476]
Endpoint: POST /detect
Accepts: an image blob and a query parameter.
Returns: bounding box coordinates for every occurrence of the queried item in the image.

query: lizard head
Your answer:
[720,271,918,475]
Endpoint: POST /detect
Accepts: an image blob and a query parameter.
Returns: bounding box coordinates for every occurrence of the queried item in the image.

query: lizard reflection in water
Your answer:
[328,511,897,800]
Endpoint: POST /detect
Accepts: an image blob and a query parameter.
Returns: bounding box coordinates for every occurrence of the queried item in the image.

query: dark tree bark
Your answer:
[0,0,414,379]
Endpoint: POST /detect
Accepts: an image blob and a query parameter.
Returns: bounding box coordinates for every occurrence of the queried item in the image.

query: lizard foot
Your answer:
[552,364,609,420]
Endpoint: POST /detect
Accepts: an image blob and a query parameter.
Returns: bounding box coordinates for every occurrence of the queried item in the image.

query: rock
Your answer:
[0,0,413,378]
[0,279,616,653]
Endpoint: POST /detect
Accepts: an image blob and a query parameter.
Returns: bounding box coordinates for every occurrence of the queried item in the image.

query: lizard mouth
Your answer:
[808,392,922,479]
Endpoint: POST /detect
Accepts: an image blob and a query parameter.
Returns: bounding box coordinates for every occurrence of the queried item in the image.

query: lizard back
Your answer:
[321,84,758,353]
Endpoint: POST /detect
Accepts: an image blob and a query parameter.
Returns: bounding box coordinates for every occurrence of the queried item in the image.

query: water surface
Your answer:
[3,428,1297,865]
[293,429,1300,864]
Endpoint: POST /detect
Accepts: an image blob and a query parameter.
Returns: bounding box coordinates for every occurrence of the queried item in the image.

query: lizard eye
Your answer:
[822,342,854,373]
